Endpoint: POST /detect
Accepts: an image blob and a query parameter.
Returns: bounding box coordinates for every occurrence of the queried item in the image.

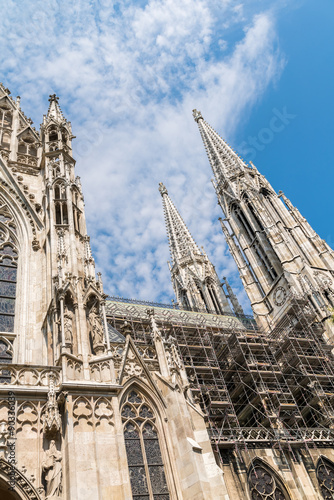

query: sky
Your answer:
[1,0,333,314]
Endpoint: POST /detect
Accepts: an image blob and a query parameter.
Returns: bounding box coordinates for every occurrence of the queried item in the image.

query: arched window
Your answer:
[121,389,170,500]
[0,204,18,334]
[179,288,190,310]
[48,127,58,142]
[317,457,334,499]
[231,202,278,283]
[54,182,68,225]
[248,459,290,500]
[206,280,222,315]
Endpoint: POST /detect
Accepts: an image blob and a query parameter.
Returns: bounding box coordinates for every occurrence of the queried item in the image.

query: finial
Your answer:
[192,109,203,122]
[159,182,168,196]
[49,94,59,103]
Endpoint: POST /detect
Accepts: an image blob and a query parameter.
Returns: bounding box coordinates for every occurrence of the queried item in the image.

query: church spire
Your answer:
[192,109,247,182]
[194,110,334,333]
[159,182,201,265]
[159,182,233,316]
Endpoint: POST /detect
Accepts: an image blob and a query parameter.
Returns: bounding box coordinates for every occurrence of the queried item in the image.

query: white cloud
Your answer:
[0,0,286,313]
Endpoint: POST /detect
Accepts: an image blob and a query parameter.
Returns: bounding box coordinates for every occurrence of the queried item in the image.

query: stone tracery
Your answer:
[317,457,334,499]
[248,460,290,500]
[121,389,170,500]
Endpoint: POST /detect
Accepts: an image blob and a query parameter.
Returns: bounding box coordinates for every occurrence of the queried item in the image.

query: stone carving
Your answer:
[88,305,105,354]
[63,308,73,346]
[73,397,93,429]
[0,458,41,499]
[66,356,83,381]
[90,359,113,383]
[42,373,61,437]
[123,349,143,380]
[0,421,9,458]
[166,335,182,370]
[42,440,62,499]
[94,397,113,428]
[17,402,38,435]
[0,366,60,386]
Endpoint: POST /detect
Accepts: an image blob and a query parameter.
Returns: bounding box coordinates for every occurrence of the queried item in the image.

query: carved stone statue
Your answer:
[88,305,104,354]
[63,308,73,345]
[42,440,62,499]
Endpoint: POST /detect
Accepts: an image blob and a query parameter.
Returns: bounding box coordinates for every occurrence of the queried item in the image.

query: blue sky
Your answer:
[1,0,333,313]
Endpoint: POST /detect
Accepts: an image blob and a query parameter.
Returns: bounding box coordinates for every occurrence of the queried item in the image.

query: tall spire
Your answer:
[159,182,201,265]
[159,182,233,315]
[192,109,247,182]
[195,110,334,333]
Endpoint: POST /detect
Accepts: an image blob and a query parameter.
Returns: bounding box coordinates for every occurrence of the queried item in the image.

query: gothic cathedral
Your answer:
[0,84,333,500]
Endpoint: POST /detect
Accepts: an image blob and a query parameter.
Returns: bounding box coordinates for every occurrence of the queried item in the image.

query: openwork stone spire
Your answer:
[192,109,247,182]
[159,182,232,315]
[159,182,201,265]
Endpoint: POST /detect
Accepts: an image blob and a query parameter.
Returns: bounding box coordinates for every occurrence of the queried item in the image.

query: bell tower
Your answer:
[193,109,334,334]
[159,182,242,315]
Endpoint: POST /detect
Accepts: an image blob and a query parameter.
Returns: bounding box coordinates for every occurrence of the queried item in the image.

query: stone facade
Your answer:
[0,84,333,499]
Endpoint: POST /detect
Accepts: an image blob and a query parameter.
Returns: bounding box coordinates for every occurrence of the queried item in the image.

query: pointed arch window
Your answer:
[0,204,18,335]
[54,182,68,225]
[248,460,290,500]
[121,390,170,500]
[231,202,277,283]
[48,126,58,143]
[179,288,190,310]
[206,280,222,315]
[317,457,334,499]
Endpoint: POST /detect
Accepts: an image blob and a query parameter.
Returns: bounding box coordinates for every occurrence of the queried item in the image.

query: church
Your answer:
[0,83,333,499]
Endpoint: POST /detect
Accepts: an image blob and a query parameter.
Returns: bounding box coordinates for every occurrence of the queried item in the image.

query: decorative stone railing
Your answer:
[209,427,334,445]
[0,364,61,387]
[89,356,115,383]
[65,354,83,381]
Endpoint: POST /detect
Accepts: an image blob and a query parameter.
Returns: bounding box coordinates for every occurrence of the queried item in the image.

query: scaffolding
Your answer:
[106,292,334,468]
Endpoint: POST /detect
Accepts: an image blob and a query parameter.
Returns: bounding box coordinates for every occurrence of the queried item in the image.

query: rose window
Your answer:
[248,462,290,500]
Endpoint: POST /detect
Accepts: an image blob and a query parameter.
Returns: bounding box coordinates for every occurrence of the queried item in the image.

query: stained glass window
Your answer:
[248,460,290,500]
[317,458,334,499]
[0,202,18,335]
[0,259,17,332]
[121,390,170,499]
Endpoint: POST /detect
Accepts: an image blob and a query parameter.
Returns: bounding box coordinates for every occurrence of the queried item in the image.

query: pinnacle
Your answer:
[46,93,65,123]
[160,184,202,265]
[192,109,203,122]
[159,182,168,196]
